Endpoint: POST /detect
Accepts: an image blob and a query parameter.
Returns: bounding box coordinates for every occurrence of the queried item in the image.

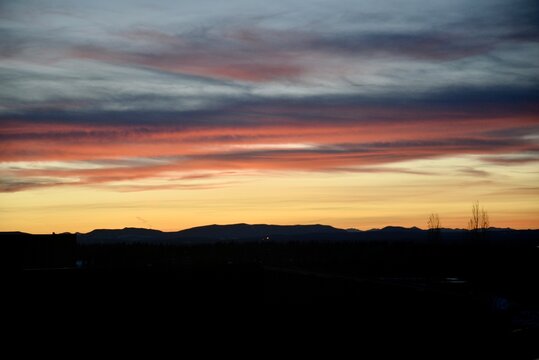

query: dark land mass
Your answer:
[78,223,348,244]
[3,224,539,358]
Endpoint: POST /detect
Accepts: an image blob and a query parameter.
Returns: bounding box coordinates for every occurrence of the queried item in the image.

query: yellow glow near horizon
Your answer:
[1,156,538,233]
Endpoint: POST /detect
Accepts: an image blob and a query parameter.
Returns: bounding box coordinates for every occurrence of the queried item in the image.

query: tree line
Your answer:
[427,201,490,235]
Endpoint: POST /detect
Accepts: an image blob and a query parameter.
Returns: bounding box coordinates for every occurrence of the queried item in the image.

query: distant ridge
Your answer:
[87,227,163,235]
[177,223,345,240]
[369,226,422,232]
[68,223,538,245]
[77,223,346,244]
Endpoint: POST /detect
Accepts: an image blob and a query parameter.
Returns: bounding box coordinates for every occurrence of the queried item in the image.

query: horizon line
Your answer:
[3,222,538,235]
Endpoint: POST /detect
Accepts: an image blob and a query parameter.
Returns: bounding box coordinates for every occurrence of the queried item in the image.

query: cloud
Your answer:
[68,27,306,82]
[306,31,495,61]
[458,167,491,177]
[63,23,532,83]
[0,175,79,192]
[480,152,539,165]
[1,128,535,192]
[1,0,538,192]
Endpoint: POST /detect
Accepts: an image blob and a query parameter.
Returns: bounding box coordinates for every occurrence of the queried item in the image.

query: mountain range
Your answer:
[72,223,537,245]
[78,223,346,244]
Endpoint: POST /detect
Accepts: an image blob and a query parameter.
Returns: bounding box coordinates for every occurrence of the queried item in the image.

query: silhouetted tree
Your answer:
[427,213,441,230]
[468,201,489,235]
[480,207,489,232]
[427,213,441,239]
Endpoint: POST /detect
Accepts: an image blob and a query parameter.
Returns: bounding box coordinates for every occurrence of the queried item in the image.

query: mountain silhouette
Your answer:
[80,227,165,244]
[371,226,422,232]
[78,223,346,244]
[176,223,345,240]
[71,223,538,245]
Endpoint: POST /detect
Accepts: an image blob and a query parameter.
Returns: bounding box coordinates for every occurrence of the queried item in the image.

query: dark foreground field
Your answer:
[4,229,539,358]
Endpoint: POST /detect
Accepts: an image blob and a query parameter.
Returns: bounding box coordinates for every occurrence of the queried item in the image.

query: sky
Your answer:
[0,0,538,233]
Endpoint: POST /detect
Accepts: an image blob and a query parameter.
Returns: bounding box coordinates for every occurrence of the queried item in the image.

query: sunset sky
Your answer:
[1,0,538,233]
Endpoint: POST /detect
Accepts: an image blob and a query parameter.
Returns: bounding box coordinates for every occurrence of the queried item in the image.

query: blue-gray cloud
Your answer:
[1,0,538,190]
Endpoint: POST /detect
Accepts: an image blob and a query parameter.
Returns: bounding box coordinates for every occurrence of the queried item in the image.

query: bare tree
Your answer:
[468,201,480,231]
[480,207,489,232]
[427,213,441,231]
[468,201,489,233]
[427,213,441,240]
